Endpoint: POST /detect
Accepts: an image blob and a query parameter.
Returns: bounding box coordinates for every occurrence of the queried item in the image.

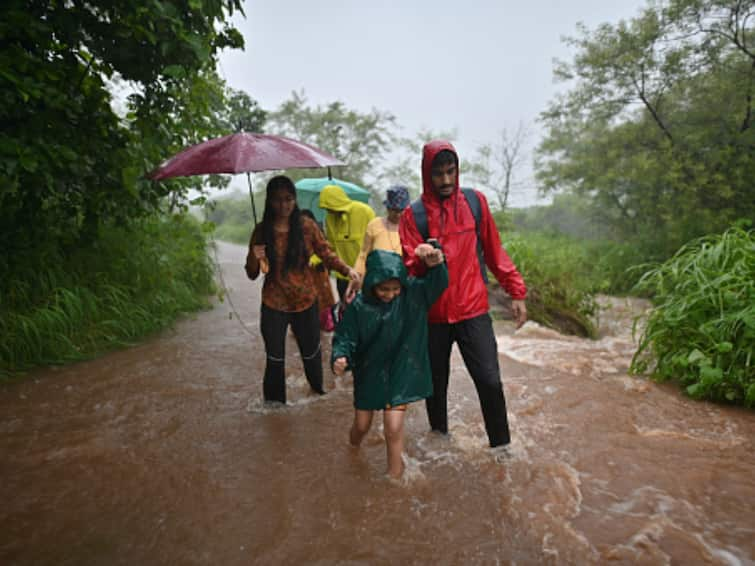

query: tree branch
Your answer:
[741,59,755,132]
[632,68,674,143]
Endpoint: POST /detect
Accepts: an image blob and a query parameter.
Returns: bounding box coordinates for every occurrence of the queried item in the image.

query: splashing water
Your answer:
[1,244,753,565]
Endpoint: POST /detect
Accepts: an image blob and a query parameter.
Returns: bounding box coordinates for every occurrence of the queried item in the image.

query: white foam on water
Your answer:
[694,536,746,566]
[245,372,340,413]
[605,520,672,565]
[497,323,639,378]
[632,424,747,448]
[389,454,427,487]
[597,484,753,565]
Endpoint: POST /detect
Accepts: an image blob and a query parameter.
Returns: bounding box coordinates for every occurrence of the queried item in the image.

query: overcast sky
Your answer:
[219,0,649,206]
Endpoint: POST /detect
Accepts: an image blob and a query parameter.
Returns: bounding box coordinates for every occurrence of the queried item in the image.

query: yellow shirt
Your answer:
[354,217,403,276]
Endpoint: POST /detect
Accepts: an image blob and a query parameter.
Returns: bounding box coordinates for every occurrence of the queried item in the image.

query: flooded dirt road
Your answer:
[1,241,754,565]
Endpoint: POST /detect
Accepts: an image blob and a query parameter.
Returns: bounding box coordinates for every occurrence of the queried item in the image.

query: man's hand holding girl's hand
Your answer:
[414,243,444,267]
[333,357,348,376]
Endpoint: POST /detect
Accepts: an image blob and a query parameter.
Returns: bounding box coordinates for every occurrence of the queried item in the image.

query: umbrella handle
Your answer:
[247,172,269,273]
[247,172,258,225]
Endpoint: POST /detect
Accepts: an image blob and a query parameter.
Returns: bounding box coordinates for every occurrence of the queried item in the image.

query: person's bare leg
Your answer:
[383,409,406,478]
[350,409,373,447]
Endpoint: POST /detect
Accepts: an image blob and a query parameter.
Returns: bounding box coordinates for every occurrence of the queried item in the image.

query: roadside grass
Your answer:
[501,232,606,337]
[0,214,215,379]
[629,226,755,407]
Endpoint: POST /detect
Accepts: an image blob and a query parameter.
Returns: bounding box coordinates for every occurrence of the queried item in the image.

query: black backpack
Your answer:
[410,188,488,283]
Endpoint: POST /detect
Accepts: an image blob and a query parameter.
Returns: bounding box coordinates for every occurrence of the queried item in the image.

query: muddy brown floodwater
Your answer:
[1,241,754,565]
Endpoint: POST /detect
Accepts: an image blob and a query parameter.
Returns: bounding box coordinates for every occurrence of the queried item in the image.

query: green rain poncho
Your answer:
[332,250,448,410]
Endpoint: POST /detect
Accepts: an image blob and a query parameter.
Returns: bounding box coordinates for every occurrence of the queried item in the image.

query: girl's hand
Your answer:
[423,249,444,267]
[345,269,361,302]
[414,243,434,259]
[415,243,443,267]
[333,357,348,376]
[253,245,266,259]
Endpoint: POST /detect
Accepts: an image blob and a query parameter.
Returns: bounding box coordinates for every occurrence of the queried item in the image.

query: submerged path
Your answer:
[1,241,753,565]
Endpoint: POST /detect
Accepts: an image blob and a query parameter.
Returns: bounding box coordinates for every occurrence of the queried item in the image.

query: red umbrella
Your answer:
[149,132,344,222]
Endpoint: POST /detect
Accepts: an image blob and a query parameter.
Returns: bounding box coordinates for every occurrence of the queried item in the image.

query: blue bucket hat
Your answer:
[383,185,410,211]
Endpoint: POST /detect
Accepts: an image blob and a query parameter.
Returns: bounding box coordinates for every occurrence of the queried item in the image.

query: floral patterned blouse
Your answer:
[245,217,350,312]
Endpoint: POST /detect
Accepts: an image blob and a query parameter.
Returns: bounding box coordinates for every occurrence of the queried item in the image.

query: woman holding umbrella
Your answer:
[245,175,360,403]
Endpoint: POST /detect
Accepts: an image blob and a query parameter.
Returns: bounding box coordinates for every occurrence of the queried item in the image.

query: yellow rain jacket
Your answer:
[319,185,376,280]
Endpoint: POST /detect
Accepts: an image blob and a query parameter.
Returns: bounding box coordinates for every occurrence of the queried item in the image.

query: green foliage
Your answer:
[512,193,617,241]
[501,232,600,337]
[630,226,755,407]
[537,0,755,257]
[223,88,268,133]
[0,214,215,378]
[202,193,257,244]
[510,194,651,293]
[268,90,397,197]
[1,0,244,277]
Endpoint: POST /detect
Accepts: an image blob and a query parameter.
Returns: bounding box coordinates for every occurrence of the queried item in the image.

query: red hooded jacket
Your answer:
[399,140,527,324]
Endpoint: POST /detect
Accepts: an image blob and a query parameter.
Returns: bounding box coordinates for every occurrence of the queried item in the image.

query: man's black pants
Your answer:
[426,313,511,447]
[260,302,324,403]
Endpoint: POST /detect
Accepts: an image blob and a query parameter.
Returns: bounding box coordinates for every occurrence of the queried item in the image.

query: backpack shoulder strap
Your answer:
[461,188,488,283]
[412,190,488,283]
[410,198,429,240]
[461,188,482,227]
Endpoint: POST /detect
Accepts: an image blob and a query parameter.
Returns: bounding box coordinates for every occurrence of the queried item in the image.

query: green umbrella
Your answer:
[294,177,371,223]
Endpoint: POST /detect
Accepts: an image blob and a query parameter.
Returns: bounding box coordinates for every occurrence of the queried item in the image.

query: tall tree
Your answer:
[467,123,531,211]
[0,0,244,275]
[222,88,267,133]
[536,0,755,256]
[267,90,396,196]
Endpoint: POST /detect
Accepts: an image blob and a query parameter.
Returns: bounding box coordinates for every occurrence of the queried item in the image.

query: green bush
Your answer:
[0,214,215,379]
[630,226,755,407]
[581,239,647,295]
[501,232,599,337]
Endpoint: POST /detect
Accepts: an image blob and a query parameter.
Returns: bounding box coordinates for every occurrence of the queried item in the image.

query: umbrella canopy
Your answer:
[294,177,371,223]
[149,132,344,179]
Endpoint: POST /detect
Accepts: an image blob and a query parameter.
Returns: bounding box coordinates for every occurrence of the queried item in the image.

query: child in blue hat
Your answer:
[353,185,411,276]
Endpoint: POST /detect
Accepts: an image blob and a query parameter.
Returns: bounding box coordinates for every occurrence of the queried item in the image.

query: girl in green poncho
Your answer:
[332,245,447,478]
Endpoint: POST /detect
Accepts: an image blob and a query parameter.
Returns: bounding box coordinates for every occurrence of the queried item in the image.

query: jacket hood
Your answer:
[421,140,459,198]
[319,184,352,212]
[363,250,407,303]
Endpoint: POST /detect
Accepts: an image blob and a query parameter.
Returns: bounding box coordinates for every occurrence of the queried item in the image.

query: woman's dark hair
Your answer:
[261,175,306,274]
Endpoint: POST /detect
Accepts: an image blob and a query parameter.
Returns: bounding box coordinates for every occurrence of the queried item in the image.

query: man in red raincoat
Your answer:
[399,140,527,448]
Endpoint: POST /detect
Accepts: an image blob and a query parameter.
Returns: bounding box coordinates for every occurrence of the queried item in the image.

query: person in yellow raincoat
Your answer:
[318,184,375,300]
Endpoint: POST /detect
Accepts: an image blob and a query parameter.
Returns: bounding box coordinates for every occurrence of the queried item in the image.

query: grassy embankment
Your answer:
[630,226,754,407]
[1,214,215,380]
[499,231,645,338]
